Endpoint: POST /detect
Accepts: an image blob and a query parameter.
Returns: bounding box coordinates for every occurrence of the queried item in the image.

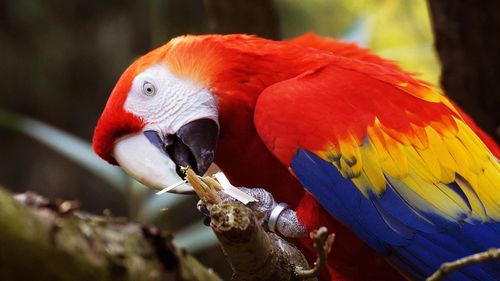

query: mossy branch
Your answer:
[0,187,221,281]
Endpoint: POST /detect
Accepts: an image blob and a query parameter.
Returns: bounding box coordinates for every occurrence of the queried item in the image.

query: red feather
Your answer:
[95,34,498,280]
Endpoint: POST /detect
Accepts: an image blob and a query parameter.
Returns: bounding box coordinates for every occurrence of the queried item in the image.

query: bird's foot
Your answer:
[197,187,307,238]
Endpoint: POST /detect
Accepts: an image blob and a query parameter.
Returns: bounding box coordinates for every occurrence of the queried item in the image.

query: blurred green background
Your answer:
[0,0,440,278]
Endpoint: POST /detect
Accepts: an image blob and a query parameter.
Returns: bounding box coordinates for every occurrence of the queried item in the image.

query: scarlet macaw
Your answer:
[93,33,500,280]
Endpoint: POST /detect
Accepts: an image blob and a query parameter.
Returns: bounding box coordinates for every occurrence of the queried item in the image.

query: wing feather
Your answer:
[254,58,500,279]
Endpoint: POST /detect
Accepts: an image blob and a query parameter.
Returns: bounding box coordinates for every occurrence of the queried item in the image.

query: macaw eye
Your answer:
[142,81,156,96]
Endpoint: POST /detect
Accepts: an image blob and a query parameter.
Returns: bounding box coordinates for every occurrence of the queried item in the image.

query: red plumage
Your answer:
[93,33,499,281]
[201,35,406,280]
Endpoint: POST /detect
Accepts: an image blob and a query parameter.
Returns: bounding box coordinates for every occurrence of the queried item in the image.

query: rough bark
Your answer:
[203,0,281,39]
[428,0,500,141]
[0,187,221,281]
[209,202,315,281]
[185,169,323,280]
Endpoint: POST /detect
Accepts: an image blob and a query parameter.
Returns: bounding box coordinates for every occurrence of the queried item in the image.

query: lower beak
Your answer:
[112,119,219,194]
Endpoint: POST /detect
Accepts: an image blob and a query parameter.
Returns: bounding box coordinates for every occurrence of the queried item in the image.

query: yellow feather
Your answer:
[433,182,471,213]
[339,158,358,178]
[456,118,489,150]
[431,121,455,138]
[425,126,458,172]
[476,170,500,220]
[380,128,409,178]
[409,173,469,216]
[360,143,386,194]
[318,146,341,163]
[405,83,460,120]
[491,156,500,173]
[408,123,429,150]
[443,135,472,177]
[391,172,469,220]
[455,177,487,221]
[351,176,371,197]
[402,145,436,183]
[337,135,363,177]
[338,139,355,165]
[440,166,456,184]
[379,122,411,145]
[483,162,500,200]
[367,121,390,161]
[331,135,387,197]
[415,146,442,181]
[321,112,500,224]
[438,118,500,219]
[455,121,489,172]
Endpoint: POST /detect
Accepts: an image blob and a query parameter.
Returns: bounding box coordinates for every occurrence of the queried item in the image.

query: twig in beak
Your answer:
[201,176,223,191]
[155,180,188,195]
[185,168,221,204]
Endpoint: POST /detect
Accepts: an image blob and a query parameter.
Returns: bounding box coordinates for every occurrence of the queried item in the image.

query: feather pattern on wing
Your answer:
[254,56,500,280]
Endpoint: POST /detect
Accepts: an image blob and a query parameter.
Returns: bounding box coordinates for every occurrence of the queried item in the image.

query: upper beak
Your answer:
[112,118,219,193]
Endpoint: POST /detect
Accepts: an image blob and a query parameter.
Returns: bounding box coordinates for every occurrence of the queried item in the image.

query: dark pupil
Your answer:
[147,87,152,92]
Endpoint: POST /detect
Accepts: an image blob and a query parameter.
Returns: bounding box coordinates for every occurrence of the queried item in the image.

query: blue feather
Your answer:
[373,181,437,233]
[409,234,492,280]
[385,176,465,231]
[291,149,388,252]
[290,148,500,280]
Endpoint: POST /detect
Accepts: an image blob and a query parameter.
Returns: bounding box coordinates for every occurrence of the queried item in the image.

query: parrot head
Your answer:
[93,36,224,193]
[93,34,309,193]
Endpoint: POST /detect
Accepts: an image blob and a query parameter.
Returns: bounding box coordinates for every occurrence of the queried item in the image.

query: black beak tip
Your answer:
[177,118,219,175]
[195,149,216,175]
[144,119,219,177]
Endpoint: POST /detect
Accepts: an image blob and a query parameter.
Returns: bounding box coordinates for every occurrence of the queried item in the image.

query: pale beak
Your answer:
[112,119,219,194]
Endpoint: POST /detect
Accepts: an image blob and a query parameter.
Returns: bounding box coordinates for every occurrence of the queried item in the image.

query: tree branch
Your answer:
[210,201,315,281]
[0,187,221,281]
[295,227,335,279]
[185,168,330,280]
[427,248,500,281]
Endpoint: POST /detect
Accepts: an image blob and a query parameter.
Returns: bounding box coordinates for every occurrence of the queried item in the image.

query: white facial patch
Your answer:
[124,64,218,135]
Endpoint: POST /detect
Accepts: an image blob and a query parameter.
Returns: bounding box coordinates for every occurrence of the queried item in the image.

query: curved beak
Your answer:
[112,119,219,193]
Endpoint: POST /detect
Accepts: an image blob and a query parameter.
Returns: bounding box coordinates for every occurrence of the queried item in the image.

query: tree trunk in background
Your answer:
[129,1,153,54]
[428,0,500,142]
[203,0,281,39]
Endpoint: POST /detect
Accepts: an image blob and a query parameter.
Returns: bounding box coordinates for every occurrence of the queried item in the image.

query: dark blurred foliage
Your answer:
[0,0,208,214]
[204,0,280,39]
